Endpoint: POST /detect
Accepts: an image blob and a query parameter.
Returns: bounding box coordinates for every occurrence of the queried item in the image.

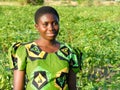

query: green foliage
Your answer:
[0,5,120,89]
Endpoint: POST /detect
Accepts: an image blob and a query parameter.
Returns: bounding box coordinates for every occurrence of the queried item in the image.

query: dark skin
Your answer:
[68,69,77,90]
[13,70,25,90]
[13,13,76,90]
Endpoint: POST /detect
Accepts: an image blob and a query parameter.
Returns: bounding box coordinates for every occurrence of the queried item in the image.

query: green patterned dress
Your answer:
[9,42,80,90]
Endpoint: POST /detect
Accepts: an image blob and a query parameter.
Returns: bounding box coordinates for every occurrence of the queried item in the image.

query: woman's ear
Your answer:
[35,24,39,30]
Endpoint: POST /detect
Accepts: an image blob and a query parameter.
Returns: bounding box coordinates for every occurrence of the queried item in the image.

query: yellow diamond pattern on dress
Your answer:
[55,68,68,90]
[34,73,46,88]
[61,48,69,55]
[56,67,68,77]
[25,43,46,59]
[39,51,46,58]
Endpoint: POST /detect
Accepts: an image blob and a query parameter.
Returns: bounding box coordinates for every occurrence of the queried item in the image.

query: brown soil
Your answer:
[0,1,22,6]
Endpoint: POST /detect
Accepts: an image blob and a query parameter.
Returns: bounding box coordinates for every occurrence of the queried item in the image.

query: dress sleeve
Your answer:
[69,54,79,74]
[8,42,27,71]
[69,48,82,74]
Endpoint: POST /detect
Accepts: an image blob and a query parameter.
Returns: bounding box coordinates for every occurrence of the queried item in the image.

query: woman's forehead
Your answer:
[39,13,59,21]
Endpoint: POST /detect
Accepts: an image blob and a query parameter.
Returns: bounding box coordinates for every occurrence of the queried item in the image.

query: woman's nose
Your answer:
[48,24,54,31]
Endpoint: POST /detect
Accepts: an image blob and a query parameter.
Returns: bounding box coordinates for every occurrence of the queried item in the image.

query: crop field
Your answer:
[0,5,120,90]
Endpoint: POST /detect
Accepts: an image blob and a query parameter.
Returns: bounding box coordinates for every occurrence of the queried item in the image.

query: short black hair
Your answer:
[34,6,59,24]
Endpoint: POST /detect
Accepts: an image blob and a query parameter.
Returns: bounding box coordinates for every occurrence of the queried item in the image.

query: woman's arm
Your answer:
[68,69,77,90]
[13,70,25,90]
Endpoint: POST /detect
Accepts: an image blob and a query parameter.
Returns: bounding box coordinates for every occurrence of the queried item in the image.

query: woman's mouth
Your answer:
[47,33,55,36]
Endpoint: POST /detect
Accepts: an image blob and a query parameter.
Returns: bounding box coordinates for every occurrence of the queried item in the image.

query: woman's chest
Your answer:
[26,53,69,76]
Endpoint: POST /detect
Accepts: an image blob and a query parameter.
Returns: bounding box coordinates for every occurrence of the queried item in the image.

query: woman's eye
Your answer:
[53,22,58,26]
[43,22,48,26]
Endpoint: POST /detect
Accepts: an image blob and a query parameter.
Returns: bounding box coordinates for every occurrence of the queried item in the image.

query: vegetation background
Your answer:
[0,0,120,90]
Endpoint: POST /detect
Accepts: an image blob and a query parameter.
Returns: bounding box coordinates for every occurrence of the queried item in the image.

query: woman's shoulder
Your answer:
[59,42,74,53]
[59,42,81,55]
[10,41,36,51]
[12,41,36,46]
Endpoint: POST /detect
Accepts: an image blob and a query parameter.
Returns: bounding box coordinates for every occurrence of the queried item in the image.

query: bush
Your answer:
[27,0,44,5]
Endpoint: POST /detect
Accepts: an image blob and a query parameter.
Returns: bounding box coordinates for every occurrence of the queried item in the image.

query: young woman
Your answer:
[9,6,81,90]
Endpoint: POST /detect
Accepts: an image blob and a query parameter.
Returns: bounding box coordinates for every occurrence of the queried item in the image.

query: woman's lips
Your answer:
[46,33,55,36]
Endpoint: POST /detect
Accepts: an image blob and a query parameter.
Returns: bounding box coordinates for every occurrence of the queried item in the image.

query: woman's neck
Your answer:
[35,38,58,46]
[34,38,60,53]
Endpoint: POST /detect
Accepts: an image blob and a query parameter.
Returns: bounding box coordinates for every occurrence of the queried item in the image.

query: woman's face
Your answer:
[35,13,59,41]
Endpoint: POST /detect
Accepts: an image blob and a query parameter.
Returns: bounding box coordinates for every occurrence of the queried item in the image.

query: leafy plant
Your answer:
[0,5,120,89]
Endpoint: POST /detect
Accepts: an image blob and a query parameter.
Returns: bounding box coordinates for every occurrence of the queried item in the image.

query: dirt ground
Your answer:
[0,1,78,6]
[0,1,119,6]
[0,1,22,6]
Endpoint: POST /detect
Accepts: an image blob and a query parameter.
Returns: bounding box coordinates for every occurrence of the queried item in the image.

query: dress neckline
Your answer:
[32,41,61,54]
